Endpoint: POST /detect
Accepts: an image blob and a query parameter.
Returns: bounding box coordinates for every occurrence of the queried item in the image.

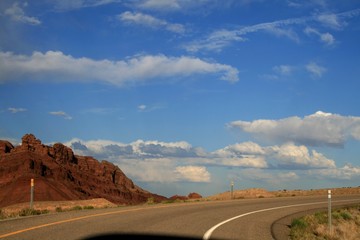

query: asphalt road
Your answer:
[0,195,359,240]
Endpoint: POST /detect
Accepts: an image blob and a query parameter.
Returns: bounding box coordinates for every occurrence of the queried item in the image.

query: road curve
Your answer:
[0,195,359,240]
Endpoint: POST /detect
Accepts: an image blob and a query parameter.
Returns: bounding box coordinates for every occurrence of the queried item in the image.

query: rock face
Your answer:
[0,134,167,208]
[188,192,202,199]
[170,193,203,201]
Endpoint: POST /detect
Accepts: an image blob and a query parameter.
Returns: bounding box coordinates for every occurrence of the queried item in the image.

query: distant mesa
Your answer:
[0,134,167,208]
[169,193,203,201]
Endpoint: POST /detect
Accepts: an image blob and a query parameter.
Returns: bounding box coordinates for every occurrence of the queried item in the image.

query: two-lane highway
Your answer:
[1,195,359,240]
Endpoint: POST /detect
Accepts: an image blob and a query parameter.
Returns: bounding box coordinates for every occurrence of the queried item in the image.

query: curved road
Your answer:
[0,195,359,240]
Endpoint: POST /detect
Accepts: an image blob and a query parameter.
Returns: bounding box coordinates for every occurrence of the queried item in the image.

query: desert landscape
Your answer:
[1,134,359,219]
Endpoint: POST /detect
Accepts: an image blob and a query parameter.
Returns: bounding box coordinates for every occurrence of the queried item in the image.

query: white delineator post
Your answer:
[30,178,34,209]
[328,189,332,234]
[230,181,234,200]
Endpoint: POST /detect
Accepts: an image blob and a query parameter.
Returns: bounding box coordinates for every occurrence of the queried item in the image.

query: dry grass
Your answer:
[206,188,275,200]
[207,187,360,201]
[290,205,360,240]
[0,198,116,219]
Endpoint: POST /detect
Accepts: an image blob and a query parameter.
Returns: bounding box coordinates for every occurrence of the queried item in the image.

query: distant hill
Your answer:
[0,134,167,208]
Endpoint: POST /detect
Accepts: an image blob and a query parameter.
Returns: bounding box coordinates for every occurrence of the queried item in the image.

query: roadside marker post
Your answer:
[230,181,234,200]
[328,190,332,235]
[30,178,34,209]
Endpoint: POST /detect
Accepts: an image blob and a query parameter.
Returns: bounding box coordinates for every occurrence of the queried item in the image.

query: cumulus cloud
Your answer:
[269,143,336,169]
[213,141,335,169]
[174,166,211,182]
[239,169,299,183]
[4,2,41,25]
[49,111,72,120]
[8,107,27,113]
[118,11,185,34]
[229,111,360,147]
[66,136,336,176]
[66,138,202,160]
[0,51,239,85]
[310,164,360,180]
[212,142,268,168]
[65,138,209,183]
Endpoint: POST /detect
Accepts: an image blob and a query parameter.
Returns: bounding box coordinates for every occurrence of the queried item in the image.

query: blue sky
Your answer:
[1,0,360,197]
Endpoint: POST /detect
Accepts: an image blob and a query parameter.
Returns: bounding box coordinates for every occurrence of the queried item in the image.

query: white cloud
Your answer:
[229,111,360,147]
[219,156,268,168]
[137,105,147,112]
[0,51,239,85]
[52,0,121,10]
[184,15,307,52]
[136,0,181,11]
[184,8,360,53]
[118,11,185,34]
[273,65,293,76]
[66,138,201,160]
[184,29,246,53]
[137,103,165,112]
[317,14,344,30]
[215,142,266,156]
[310,164,360,180]
[304,27,335,46]
[306,62,327,78]
[8,107,27,113]
[213,141,335,169]
[211,142,268,168]
[269,143,336,169]
[287,0,327,9]
[49,111,72,120]
[4,2,41,25]
[174,166,211,182]
[239,169,299,183]
[65,138,210,183]
[118,158,178,182]
[63,135,337,185]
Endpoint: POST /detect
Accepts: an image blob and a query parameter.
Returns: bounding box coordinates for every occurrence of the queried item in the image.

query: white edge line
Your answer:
[202,199,357,240]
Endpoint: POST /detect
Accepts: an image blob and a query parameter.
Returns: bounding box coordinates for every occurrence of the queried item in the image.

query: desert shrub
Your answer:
[147,197,155,205]
[291,218,308,229]
[0,209,6,219]
[83,205,94,210]
[19,208,41,216]
[70,206,83,211]
[314,212,328,224]
[162,199,175,204]
[290,206,360,240]
[55,207,63,212]
[340,211,352,220]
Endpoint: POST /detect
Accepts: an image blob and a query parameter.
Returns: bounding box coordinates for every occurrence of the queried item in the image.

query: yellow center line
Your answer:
[0,204,174,239]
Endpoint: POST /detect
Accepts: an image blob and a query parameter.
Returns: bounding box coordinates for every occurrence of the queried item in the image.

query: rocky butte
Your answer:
[0,134,167,208]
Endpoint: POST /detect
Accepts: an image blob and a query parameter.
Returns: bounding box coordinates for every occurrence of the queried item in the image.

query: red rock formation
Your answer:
[188,192,202,199]
[0,134,167,207]
[0,140,14,154]
[169,195,188,201]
